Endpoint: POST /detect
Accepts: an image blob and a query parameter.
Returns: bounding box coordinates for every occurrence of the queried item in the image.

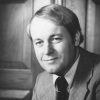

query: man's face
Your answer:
[30,17,76,75]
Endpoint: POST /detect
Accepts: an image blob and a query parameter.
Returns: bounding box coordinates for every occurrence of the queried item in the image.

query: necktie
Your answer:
[55,77,69,100]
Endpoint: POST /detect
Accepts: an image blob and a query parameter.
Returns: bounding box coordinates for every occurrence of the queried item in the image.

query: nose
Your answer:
[43,42,54,55]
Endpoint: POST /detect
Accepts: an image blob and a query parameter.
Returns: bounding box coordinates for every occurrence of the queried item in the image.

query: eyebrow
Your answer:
[33,38,42,42]
[50,34,63,38]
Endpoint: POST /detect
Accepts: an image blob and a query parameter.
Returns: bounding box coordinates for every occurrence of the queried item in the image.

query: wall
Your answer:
[0,0,32,69]
[0,0,33,99]
[86,0,100,54]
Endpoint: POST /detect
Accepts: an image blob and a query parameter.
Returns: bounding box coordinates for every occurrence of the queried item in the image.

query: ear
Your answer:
[27,24,30,34]
[26,24,33,41]
[74,31,80,46]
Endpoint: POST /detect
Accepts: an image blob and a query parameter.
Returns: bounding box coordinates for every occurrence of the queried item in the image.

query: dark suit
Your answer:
[32,47,100,100]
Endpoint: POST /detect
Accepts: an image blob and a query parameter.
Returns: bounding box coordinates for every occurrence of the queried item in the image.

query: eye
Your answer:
[51,36,62,44]
[34,40,44,47]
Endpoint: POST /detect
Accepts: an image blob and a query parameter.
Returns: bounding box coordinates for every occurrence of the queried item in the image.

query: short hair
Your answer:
[28,4,83,44]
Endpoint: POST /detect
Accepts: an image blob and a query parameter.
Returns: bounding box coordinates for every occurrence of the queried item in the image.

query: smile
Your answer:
[43,57,58,62]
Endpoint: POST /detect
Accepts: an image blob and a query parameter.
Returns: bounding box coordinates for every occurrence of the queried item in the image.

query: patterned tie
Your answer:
[55,77,69,100]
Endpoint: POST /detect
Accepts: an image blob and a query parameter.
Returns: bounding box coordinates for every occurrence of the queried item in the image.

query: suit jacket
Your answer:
[32,47,100,100]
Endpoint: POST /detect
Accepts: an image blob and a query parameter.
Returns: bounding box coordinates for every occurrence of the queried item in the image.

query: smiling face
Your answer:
[30,17,76,75]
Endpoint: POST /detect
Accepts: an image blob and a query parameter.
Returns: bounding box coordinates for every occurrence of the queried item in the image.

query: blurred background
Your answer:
[0,0,100,100]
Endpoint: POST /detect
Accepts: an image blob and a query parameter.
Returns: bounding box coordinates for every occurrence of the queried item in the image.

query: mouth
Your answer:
[43,57,58,62]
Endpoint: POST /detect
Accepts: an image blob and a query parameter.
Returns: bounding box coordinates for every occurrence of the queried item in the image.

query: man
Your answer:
[27,4,100,100]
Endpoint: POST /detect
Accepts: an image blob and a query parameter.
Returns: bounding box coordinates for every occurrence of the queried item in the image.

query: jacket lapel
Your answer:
[69,48,93,100]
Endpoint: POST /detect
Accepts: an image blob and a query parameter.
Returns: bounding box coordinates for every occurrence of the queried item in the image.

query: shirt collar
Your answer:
[53,55,80,88]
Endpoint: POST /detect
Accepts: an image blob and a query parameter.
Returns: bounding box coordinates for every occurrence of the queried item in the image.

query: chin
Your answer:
[46,70,55,74]
[46,68,59,74]
[42,64,60,73]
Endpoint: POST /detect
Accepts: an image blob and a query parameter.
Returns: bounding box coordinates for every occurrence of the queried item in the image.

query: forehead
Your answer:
[30,17,58,31]
[30,17,70,40]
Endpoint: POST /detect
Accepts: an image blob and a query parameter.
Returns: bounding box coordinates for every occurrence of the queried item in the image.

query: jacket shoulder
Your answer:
[79,47,100,81]
[79,47,100,63]
[81,48,100,83]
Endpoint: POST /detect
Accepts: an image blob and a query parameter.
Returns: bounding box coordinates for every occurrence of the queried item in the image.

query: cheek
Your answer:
[56,42,74,60]
[34,47,42,60]
[55,42,70,55]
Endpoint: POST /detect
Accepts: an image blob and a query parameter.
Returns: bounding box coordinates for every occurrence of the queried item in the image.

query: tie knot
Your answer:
[55,77,68,93]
